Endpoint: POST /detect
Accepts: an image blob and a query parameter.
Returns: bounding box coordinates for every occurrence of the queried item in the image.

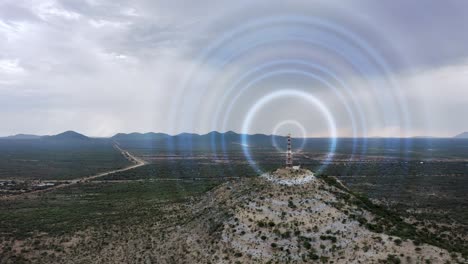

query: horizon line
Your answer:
[1,130,465,139]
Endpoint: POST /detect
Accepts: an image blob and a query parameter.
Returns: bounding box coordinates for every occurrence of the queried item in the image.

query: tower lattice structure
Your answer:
[286,133,293,167]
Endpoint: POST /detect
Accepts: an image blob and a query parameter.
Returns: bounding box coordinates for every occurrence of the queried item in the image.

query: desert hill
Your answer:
[41,169,462,263]
[4,169,465,263]
[146,169,459,263]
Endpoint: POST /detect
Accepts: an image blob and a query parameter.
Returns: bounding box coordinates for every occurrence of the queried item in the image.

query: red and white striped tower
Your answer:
[286,133,292,167]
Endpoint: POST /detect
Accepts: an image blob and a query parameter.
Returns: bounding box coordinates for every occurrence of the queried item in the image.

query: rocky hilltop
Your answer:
[148,168,462,263]
[6,168,465,263]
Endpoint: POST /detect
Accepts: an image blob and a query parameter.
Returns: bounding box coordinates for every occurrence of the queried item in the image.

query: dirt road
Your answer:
[1,144,146,200]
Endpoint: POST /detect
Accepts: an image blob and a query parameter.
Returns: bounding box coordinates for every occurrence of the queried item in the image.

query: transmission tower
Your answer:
[286,133,292,167]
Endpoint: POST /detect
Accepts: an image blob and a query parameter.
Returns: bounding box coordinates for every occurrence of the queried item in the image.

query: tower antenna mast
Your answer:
[286,133,292,167]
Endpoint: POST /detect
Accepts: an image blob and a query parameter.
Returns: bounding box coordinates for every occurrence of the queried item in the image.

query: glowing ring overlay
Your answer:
[271,120,307,152]
[241,89,337,173]
[219,69,355,157]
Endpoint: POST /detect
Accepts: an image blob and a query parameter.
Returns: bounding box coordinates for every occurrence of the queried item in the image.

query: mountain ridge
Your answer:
[43,131,90,141]
[1,134,42,140]
[454,132,468,138]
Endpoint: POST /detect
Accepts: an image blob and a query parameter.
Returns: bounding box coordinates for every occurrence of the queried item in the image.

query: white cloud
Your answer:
[0,59,25,74]
[0,59,26,87]
[34,1,81,21]
[0,20,30,42]
[121,7,140,17]
[89,19,130,28]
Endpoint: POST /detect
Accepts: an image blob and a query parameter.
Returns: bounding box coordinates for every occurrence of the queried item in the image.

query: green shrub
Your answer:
[394,239,402,246]
[386,254,401,264]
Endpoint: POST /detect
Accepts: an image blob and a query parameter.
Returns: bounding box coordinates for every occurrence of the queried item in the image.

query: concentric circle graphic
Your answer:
[271,120,307,152]
[240,89,337,173]
[166,15,412,175]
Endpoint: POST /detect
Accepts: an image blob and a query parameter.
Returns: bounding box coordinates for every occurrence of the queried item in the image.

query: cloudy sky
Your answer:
[1,0,468,137]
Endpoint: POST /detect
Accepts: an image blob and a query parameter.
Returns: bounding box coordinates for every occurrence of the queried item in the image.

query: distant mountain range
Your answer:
[0,131,281,148]
[111,132,170,141]
[1,131,90,141]
[110,131,284,149]
[0,130,276,140]
[2,131,468,140]
[3,134,42,140]
[454,132,468,139]
[111,131,271,140]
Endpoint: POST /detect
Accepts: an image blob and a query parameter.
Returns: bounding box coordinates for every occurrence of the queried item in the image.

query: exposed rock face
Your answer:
[261,167,315,186]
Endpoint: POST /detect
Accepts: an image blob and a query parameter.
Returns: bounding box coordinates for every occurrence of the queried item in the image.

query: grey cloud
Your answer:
[0,1,40,23]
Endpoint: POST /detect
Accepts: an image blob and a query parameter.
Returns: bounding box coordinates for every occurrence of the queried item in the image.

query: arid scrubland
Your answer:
[2,169,465,263]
